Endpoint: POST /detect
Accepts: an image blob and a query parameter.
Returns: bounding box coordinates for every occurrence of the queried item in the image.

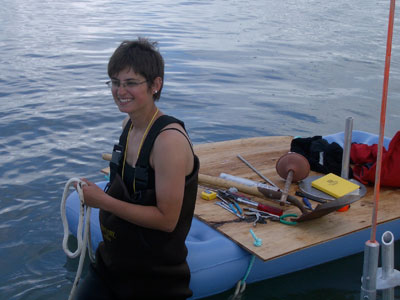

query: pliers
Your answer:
[215,198,245,219]
[217,193,243,215]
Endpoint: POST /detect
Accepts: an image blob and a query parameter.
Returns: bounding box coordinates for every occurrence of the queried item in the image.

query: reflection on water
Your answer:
[0,0,399,299]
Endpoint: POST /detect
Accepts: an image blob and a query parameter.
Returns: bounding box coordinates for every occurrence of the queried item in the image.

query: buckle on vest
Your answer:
[111,144,123,164]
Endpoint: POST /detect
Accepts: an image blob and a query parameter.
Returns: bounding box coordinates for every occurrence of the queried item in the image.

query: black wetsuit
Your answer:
[76,115,199,300]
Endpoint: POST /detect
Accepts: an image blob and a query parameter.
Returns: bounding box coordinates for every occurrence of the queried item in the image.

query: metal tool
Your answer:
[302,197,313,210]
[215,200,245,219]
[218,196,239,214]
[254,186,309,214]
[244,211,275,226]
[220,190,243,214]
[253,213,261,226]
[237,154,279,189]
[244,211,261,226]
[244,207,297,226]
[223,198,238,214]
[244,207,280,220]
[295,190,327,203]
[231,199,243,215]
[218,189,284,216]
[250,212,262,227]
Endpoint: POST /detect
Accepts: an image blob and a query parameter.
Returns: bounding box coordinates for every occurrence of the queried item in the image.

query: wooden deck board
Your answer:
[193,136,400,262]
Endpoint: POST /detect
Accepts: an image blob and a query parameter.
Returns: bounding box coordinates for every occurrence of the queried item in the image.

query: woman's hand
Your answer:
[79,178,107,209]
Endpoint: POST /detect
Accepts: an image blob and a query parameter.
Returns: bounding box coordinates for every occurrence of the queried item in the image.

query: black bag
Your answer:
[104,173,131,203]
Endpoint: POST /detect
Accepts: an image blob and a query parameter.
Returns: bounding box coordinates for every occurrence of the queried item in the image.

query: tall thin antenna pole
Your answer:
[370,0,396,243]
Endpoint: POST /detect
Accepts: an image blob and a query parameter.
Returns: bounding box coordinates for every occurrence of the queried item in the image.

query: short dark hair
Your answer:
[108,38,164,101]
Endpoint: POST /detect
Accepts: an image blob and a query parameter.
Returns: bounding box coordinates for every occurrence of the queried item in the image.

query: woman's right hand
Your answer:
[79,178,108,209]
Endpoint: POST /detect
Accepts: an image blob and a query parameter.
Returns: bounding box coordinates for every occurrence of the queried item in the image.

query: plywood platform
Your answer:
[193,136,400,262]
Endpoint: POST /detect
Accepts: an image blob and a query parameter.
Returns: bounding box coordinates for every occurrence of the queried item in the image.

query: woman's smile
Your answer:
[117,97,134,104]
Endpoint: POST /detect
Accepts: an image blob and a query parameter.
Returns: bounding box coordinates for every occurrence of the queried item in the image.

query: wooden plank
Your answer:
[193,136,400,261]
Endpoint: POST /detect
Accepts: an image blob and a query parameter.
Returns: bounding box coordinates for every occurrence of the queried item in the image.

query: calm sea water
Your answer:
[1,0,400,299]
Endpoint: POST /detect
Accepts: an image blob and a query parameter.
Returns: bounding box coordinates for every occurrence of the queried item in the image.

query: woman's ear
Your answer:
[152,76,162,93]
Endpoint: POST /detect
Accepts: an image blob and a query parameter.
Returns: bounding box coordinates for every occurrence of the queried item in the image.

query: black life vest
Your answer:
[94,115,199,300]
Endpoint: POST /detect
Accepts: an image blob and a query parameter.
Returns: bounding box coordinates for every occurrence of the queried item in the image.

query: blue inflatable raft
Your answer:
[65,131,398,299]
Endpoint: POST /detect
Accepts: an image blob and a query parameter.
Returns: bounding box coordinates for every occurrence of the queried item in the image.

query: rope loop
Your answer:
[229,255,256,300]
[60,177,94,300]
[61,178,84,257]
[229,280,246,299]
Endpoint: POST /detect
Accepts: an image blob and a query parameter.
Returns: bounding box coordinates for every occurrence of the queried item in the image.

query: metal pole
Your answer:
[341,117,353,180]
[360,240,380,300]
[236,154,279,189]
[381,231,395,280]
[382,288,395,300]
[381,231,395,300]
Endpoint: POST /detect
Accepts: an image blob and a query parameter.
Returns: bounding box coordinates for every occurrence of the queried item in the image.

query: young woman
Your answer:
[75,38,199,300]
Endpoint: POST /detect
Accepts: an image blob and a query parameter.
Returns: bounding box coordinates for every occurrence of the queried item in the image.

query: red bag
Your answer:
[351,131,400,187]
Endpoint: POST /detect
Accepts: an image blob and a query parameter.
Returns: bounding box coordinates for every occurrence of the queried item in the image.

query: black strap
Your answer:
[136,115,185,168]
[120,119,132,146]
[159,127,195,156]
[109,119,132,183]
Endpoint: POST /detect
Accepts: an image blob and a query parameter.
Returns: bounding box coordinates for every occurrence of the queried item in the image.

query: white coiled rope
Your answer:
[61,177,94,300]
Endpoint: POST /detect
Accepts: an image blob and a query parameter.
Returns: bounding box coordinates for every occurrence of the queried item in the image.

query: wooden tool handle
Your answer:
[198,174,265,198]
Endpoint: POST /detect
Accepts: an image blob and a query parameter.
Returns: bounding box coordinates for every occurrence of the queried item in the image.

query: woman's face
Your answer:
[110,68,153,114]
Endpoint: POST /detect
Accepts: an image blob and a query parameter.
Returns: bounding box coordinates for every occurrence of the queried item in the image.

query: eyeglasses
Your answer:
[105,79,148,89]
